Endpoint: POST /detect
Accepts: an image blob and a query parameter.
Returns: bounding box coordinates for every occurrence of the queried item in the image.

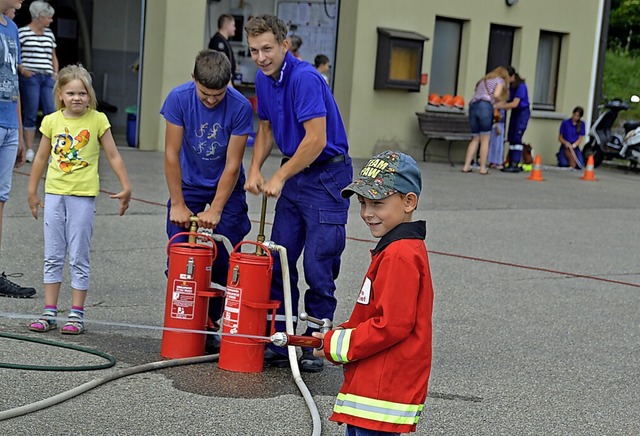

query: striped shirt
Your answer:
[18,26,56,74]
[470,76,504,105]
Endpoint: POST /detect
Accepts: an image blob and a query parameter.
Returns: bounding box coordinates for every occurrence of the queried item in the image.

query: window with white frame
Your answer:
[533,31,562,110]
[429,17,463,96]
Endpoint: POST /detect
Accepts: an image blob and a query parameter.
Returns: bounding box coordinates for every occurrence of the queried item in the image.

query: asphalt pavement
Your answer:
[1,146,639,435]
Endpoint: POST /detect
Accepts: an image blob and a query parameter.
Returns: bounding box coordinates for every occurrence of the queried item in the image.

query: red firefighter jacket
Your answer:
[323,220,434,433]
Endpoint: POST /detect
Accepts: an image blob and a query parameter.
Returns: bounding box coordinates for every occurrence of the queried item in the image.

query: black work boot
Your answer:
[501,164,522,173]
[263,347,290,368]
[298,347,324,373]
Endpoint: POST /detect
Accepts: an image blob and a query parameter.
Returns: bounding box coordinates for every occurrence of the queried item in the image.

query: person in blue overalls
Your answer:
[244,14,353,372]
[502,66,531,173]
[161,50,253,352]
[557,106,586,168]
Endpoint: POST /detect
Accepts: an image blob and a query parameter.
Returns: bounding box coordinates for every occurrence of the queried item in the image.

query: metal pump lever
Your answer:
[299,312,333,333]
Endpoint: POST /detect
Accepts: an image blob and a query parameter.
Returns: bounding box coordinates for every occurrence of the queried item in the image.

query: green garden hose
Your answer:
[0,331,116,371]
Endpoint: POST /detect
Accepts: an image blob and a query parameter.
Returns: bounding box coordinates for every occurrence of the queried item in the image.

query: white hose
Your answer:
[209,233,234,256]
[0,354,219,421]
[272,243,322,436]
[567,145,584,170]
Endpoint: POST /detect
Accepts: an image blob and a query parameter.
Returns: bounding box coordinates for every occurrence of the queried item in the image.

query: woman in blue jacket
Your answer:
[502,66,531,173]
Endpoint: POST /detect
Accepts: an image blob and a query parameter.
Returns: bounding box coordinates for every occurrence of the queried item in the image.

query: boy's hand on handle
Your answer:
[261,176,284,198]
[169,203,194,228]
[312,332,326,359]
[27,193,43,219]
[244,170,266,195]
[110,188,131,216]
[197,208,221,230]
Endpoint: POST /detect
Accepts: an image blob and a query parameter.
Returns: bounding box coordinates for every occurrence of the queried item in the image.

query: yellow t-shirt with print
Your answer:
[40,109,111,197]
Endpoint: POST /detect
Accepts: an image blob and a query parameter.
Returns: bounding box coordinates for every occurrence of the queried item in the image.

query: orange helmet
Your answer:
[441,94,455,107]
[453,95,465,109]
[427,93,441,107]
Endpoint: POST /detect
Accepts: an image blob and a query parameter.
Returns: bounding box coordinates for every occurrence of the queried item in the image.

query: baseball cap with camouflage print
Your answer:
[341,150,422,200]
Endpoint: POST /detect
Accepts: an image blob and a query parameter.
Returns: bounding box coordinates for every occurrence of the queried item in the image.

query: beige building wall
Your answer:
[335,0,601,163]
[139,0,208,151]
[139,0,599,166]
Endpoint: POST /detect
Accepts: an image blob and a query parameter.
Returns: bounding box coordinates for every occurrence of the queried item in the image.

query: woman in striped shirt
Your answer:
[18,0,58,163]
[461,67,511,175]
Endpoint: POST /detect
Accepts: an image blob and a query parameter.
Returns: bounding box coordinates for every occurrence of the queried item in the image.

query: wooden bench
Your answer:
[415,111,472,165]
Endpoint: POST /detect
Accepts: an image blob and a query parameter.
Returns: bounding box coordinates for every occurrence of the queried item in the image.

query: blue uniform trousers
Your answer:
[507,108,530,165]
[268,157,352,346]
[166,178,251,322]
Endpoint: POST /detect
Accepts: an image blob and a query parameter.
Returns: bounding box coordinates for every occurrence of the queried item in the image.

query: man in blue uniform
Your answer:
[244,14,352,372]
[161,50,253,350]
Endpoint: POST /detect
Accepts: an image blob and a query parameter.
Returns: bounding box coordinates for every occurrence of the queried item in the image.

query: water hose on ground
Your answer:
[0,347,218,422]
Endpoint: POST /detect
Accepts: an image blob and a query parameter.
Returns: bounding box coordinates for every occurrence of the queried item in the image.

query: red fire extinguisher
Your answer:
[218,241,280,373]
[160,220,220,359]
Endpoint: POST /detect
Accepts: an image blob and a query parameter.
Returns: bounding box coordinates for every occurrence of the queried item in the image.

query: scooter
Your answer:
[582,95,640,168]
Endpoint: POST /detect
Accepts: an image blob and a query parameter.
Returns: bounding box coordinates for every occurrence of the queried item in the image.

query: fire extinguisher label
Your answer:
[171,280,197,320]
[223,285,241,333]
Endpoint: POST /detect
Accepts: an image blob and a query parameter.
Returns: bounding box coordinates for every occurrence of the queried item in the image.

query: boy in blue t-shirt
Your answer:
[160,50,253,349]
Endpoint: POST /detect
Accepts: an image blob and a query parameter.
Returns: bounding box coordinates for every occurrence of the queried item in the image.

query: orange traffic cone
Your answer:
[580,155,597,181]
[527,155,544,181]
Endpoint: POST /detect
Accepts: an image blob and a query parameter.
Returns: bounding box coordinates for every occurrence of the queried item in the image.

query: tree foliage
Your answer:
[609,0,640,51]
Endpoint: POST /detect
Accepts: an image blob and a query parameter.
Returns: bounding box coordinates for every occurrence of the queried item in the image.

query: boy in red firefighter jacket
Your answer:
[313,150,434,434]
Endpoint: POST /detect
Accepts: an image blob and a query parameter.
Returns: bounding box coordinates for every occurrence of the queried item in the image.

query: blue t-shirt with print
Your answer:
[160,82,253,189]
[0,17,21,129]
[255,51,349,161]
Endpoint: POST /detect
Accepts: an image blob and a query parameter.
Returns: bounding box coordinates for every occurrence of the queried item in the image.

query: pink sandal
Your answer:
[61,313,85,335]
[29,311,57,332]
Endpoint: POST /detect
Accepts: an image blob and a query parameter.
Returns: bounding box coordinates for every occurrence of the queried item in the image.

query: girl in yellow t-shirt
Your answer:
[27,64,131,335]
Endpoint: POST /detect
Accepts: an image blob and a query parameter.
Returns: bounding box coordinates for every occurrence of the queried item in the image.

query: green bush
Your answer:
[602,50,640,123]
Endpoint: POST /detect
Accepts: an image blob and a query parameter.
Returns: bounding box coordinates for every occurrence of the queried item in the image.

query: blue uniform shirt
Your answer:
[255,51,349,161]
[559,118,585,144]
[160,82,253,189]
[509,82,530,110]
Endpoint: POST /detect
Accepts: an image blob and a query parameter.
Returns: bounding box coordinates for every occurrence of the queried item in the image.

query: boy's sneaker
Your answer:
[25,149,35,163]
[0,272,36,298]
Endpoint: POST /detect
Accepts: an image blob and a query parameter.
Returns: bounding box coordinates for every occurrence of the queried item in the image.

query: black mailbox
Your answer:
[374,27,429,92]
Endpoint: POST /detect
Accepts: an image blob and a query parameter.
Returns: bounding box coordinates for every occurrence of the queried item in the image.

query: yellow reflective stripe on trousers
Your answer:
[334,392,422,425]
[329,328,352,363]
